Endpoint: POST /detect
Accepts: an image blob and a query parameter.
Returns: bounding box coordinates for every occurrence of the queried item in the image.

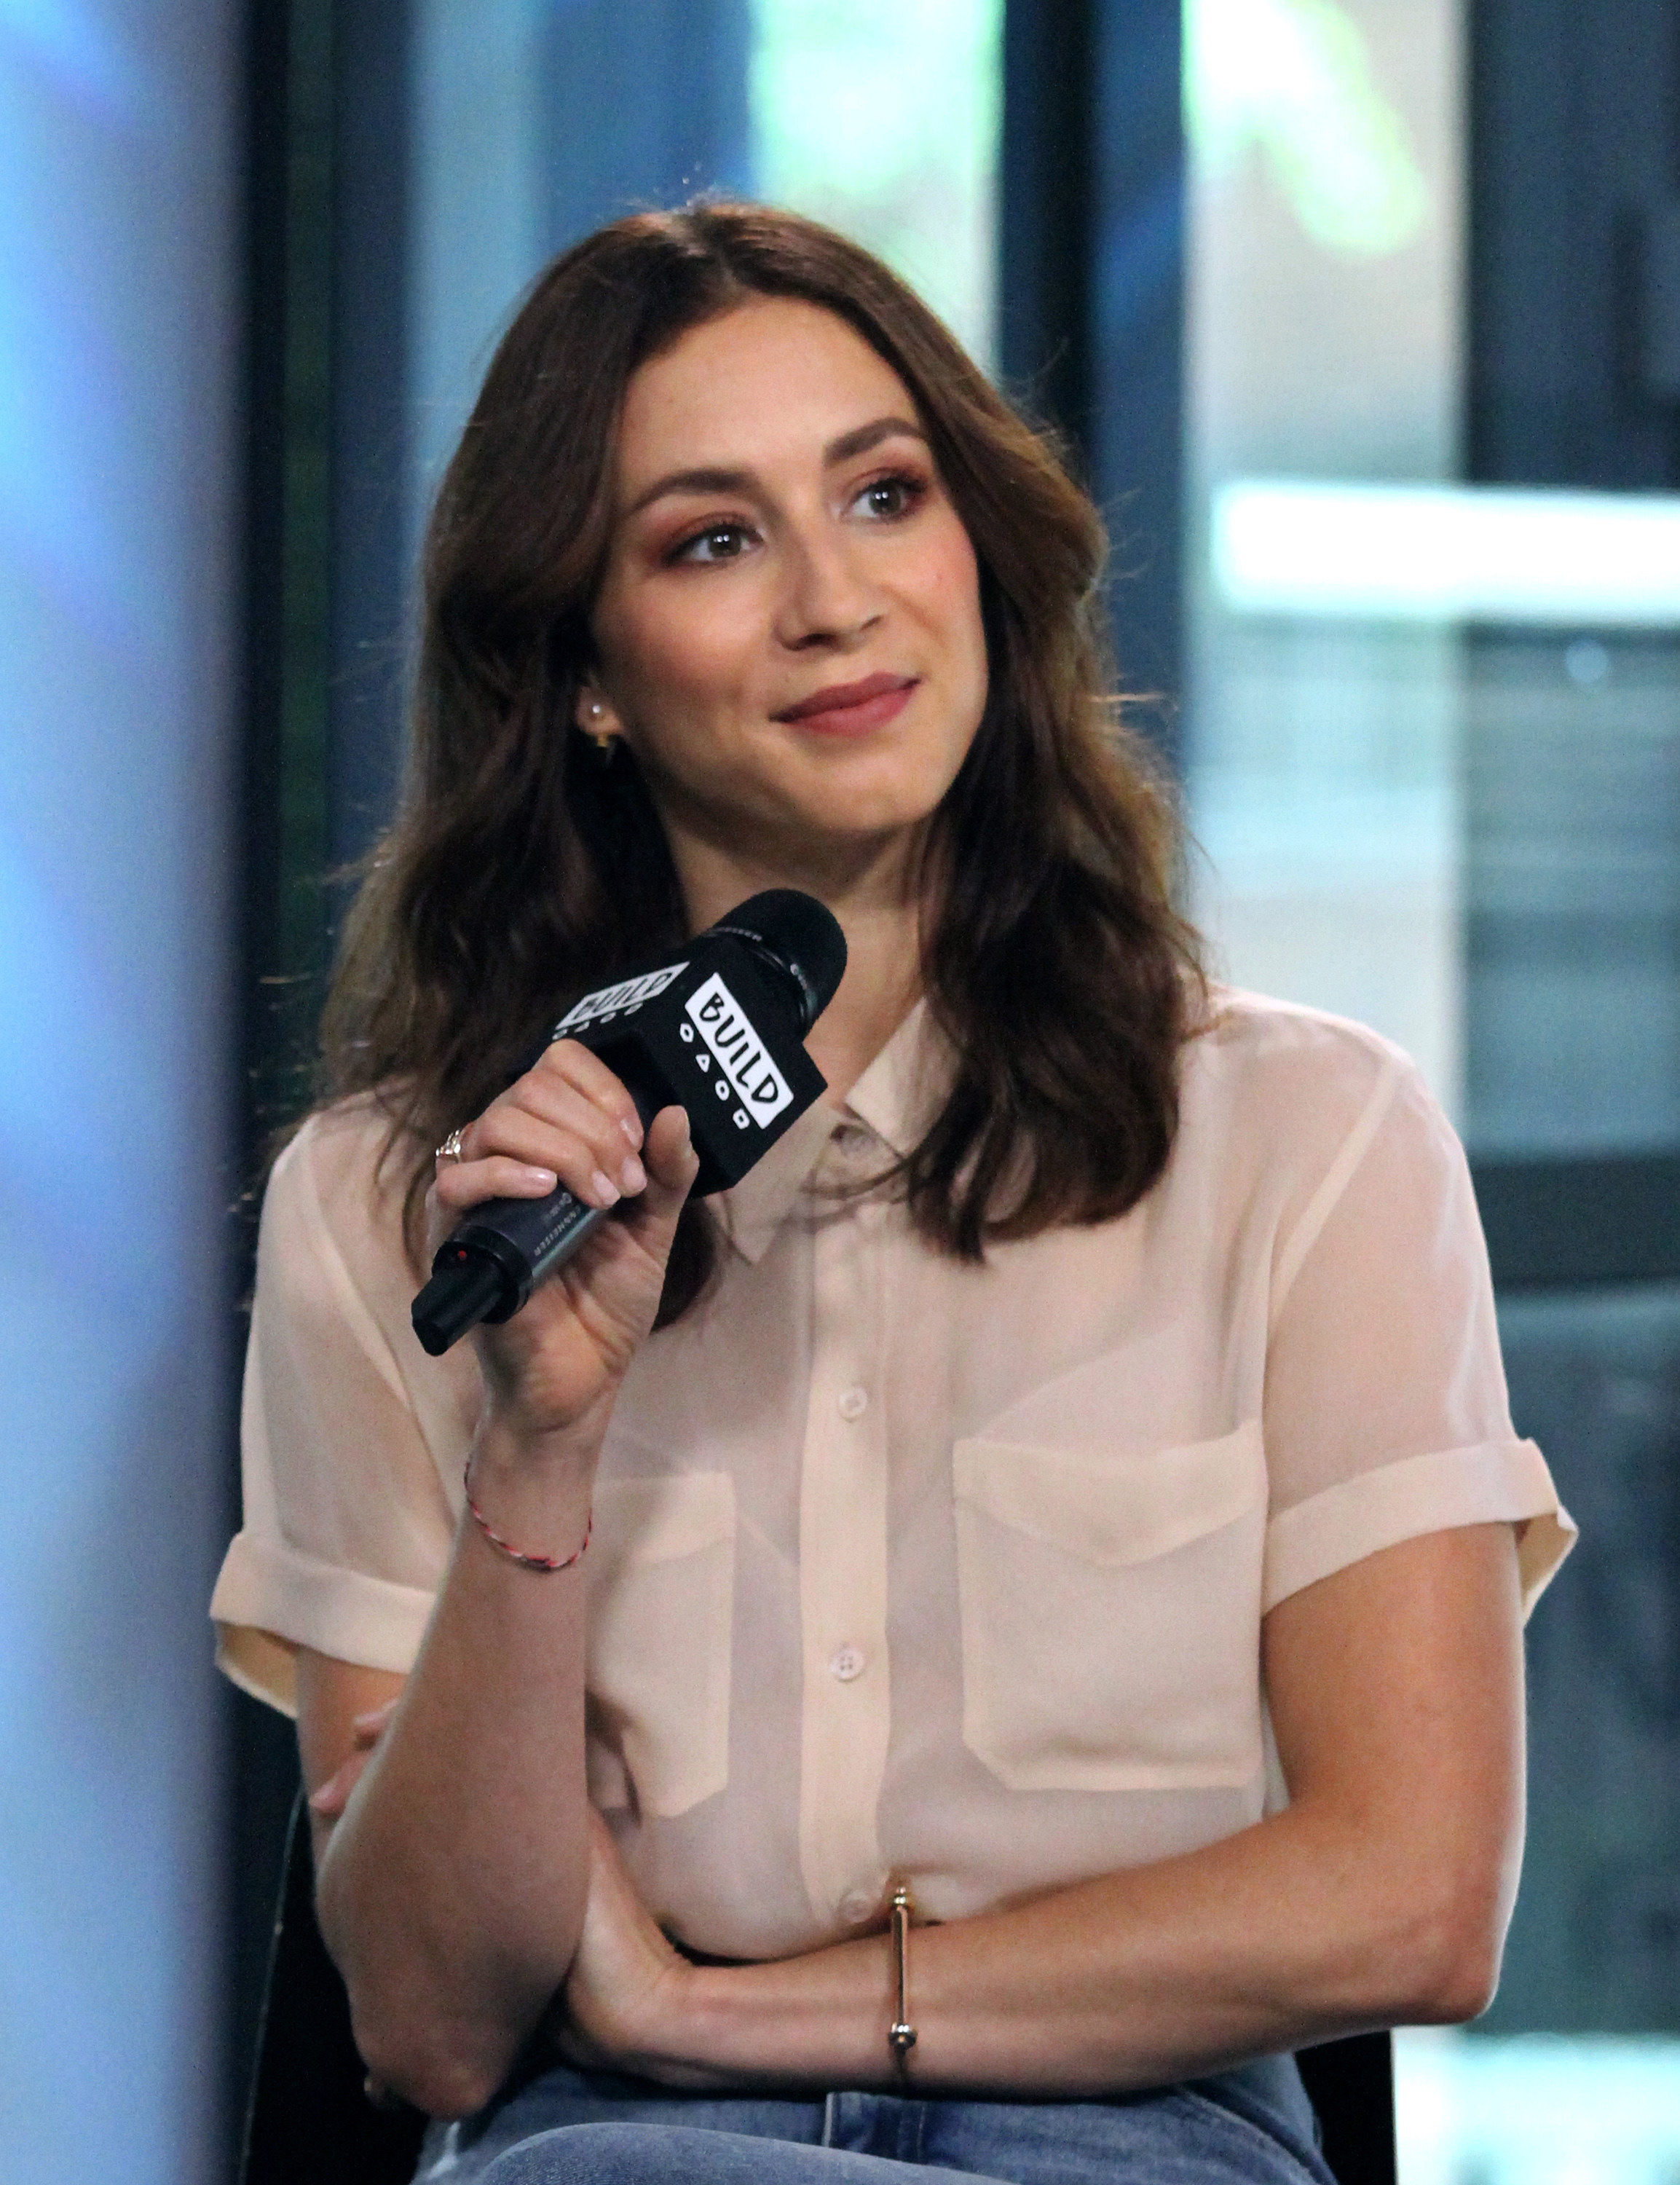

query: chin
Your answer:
[798,784,944,843]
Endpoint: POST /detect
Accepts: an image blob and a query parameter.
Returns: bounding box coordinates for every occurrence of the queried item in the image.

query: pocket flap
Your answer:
[953,1420,1263,1567]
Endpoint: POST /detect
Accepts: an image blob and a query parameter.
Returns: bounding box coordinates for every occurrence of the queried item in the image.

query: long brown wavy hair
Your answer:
[320,202,1204,1324]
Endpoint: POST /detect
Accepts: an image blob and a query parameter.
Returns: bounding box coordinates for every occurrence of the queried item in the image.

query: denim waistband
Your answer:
[417,2050,1335,2184]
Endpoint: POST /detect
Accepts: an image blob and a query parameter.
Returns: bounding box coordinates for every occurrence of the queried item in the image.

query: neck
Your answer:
[672,833,925,1106]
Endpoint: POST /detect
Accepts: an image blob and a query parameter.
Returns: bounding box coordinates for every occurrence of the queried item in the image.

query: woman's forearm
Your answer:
[663,1788,1501,2097]
[314,1418,599,2118]
[308,1090,698,2118]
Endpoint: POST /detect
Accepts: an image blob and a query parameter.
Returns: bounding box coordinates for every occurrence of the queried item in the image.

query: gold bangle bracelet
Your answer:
[888,1883,916,2080]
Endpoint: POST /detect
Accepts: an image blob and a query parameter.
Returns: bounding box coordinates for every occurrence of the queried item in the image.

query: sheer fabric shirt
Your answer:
[211,990,1574,1958]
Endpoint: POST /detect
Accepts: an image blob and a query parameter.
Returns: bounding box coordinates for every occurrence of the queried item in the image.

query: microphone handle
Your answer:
[412,1189,610,1357]
[411,1080,663,1358]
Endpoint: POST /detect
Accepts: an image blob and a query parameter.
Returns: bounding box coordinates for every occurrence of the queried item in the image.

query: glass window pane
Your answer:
[1467,636,1680,1156]
[749,0,1002,370]
[1184,0,1466,1113]
[1183,0,1680,2165]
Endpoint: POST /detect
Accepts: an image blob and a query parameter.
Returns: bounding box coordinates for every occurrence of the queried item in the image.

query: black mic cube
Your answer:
[551,934,828,1196]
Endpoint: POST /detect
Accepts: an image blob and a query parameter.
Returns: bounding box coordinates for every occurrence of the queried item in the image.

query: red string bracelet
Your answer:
[463,1454,592,1573]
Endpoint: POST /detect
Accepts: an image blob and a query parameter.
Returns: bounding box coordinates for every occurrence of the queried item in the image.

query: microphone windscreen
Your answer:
[714,890,848,1031]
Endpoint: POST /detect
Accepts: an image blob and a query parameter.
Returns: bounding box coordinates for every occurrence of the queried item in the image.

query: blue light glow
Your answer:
[0,7,234,2180]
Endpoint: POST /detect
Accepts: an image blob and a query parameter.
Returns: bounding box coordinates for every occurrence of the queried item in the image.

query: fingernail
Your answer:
[620,1153,647,1194]
[519,1165,559,1191]
[590,1170,621,1207]
[620,1114,644,1149]
[308,1784,336,1813]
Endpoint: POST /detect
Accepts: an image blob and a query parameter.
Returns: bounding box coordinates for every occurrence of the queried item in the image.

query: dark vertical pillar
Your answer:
[233,0,335,2151]
[1000,0,1185,760]
[999,0,1096,463]
[328,0,413,876]
[1090,0,1183,732]
[1467,0,1680,489]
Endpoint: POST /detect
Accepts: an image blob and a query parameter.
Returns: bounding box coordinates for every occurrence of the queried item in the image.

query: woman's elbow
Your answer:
[334,1944,555,2121]
[315,1835,583,2121]
[1408,1921,1503,2025]
[1397,1865,1510,2025]
[352,2012,511,2122]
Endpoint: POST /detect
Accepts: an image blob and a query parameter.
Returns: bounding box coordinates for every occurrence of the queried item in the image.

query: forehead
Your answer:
[613,298,918,489]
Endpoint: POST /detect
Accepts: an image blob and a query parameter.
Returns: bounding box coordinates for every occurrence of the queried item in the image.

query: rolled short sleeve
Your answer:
[1260,1052,1576,1618]
[210,1107,473,1714]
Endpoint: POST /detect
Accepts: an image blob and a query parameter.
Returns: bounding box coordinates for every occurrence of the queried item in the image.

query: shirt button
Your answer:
[829,1644,866,1682]
[838,1888,878,1924]
[837,1385,868,1421]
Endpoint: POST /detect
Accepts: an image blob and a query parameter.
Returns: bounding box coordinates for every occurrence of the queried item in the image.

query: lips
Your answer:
[771,672,918,731]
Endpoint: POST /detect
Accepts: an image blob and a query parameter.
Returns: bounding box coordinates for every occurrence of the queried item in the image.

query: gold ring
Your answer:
[435,1127,467,1165]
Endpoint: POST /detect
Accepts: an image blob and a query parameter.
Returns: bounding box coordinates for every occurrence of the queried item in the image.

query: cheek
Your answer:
[928,534,988,709]
[602,596,755,723]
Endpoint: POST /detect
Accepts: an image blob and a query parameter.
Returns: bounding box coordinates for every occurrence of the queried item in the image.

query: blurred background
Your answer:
[3,1,1679,2178]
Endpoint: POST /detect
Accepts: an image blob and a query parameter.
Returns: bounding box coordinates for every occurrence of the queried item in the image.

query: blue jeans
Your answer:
[414,2056,1337,2184]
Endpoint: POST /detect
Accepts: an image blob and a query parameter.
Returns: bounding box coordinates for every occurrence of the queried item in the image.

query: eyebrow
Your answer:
[623,414,929,518]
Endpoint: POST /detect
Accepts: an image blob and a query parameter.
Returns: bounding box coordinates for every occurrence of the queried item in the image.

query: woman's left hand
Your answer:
[556,1810,703,2082]
[308,1694,403,1822]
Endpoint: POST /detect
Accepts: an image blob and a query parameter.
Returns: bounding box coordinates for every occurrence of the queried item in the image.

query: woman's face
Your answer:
[584,297,990,903]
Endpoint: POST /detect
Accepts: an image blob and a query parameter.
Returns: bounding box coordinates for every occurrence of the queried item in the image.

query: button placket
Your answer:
[797,1189,891,1927]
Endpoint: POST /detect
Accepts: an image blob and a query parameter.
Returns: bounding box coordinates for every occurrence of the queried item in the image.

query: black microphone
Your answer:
[411,890,847,1356]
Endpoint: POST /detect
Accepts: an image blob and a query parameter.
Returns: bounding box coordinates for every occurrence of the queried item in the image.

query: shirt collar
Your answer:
[715,999,955,1264]
[842,996,953,1160]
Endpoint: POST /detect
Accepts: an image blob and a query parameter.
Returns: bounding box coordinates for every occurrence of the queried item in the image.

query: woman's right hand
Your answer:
[430,1040,699,1444]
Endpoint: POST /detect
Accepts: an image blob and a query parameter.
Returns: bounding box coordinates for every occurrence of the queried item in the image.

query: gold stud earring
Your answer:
[582,697,615,760]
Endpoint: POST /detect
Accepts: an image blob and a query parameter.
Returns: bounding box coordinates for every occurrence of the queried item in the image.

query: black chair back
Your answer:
[1296,2028,1397,2185]
[240,1795,425,2185]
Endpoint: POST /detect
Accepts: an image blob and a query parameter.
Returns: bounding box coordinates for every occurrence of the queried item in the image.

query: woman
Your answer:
[211,205,1573,2184]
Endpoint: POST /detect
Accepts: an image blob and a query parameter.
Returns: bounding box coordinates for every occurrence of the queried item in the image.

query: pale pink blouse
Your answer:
[212,989,1574,1959]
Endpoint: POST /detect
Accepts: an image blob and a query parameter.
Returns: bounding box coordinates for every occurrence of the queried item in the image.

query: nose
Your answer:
[773,518,881,651]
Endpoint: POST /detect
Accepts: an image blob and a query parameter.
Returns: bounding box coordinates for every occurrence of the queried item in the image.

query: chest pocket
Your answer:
[952,1421,1266,1792]
[585,1473,735,1819]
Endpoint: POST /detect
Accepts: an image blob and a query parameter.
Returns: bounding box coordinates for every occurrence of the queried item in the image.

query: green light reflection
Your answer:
[749,0,1003,368]
[1186,0,1428,256]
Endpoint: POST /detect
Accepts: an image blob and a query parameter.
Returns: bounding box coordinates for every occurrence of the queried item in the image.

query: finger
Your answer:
[617,1106,697,1229]
[434,1155,562,1208]
[531,1040,645,1150]
[494,1073,650,1197]
[435,1154,573,1207]
[307,1747,369,1818]
[442,1082,649,1214]
[437,1107,634,1214]
[351,1696,401,1748]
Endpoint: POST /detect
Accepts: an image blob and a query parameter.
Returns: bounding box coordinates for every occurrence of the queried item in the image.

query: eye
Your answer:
[851,471,927,521]
[670,520,754,565]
